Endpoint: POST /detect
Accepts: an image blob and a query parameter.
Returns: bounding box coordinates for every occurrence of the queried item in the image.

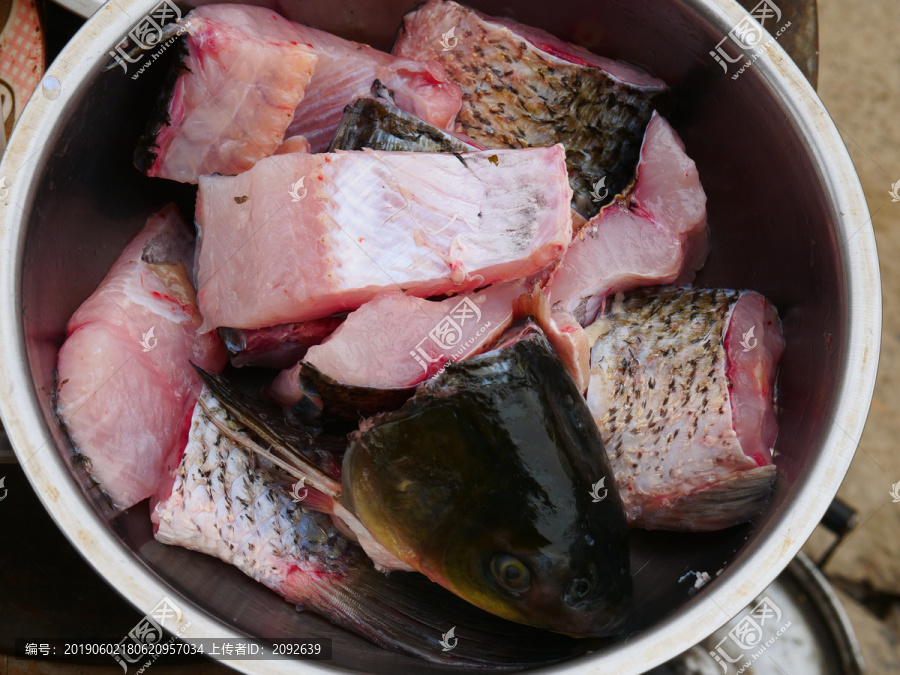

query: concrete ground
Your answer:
[799,0,900,672]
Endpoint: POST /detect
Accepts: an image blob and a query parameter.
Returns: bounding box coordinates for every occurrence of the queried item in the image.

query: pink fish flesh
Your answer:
[135,5,318,184]
[282,26,462,152]
[393,0,669,216]
[585,287,784,531]
[195,146,573,331]
[153,386,584,667]
[56,205,226,510]
[547,112,709,324]
[273,281,525,402]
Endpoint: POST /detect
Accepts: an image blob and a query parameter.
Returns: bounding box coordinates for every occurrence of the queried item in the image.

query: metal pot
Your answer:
[0,0,881,672]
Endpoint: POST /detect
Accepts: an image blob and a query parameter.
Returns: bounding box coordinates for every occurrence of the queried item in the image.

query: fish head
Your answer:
[413,473,631,638]
[344,328,632,637]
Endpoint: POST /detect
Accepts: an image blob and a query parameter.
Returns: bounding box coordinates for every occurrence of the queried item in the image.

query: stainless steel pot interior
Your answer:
[0,0,880,673]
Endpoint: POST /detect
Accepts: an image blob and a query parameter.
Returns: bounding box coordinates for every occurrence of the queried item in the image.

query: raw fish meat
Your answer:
[393,0,669,216]
[271,281,524,407]
[219,316,345,369]
[56,206,226,510]
[547,112,708,324]
[135,5,318,183]
[585,287,785,531]
[196,146,573,330]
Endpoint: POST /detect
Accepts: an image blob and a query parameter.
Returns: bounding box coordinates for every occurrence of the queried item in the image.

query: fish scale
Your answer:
[394,0,670,217]
[587,287,780,531]
[156,393,354,582]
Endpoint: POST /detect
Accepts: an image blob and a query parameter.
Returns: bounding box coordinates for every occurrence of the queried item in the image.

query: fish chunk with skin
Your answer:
[56,205,227,510]
[585,287,785,532]
[196,146,573,331]
[135,5,319,184]
[153,386,586,668]
[393,0,669,217]
[547,112,709,325]
[282,28,463,152]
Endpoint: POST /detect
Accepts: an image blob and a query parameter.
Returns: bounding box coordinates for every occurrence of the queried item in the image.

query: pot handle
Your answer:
[52,0,105,19]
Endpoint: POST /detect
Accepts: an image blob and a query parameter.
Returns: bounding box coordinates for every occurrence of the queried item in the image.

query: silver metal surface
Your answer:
[0,0,881,673]
[650,552,866,674]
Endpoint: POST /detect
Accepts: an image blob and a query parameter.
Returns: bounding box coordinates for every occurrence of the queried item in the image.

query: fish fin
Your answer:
[192,365,342,496]
[635,465,776,532]
[302,565,592,669]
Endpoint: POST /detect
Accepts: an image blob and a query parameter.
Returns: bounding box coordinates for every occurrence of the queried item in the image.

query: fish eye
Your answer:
[491,554,532,592]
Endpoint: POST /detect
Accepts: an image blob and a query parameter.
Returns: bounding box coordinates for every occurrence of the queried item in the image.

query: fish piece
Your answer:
[219,316,345,369]
[307,282,524,388]
[135,5,318,184]
[283,30,462,152]
[547,112,709,324]
[196,146,573,330]
[154,386,586,667]
[56,205,227,511]
[329,97,479,153]
[344,326,631,636]
[268,282,524,419]
[274,135,312,155]
[514,290,590,392]
[393,0,669,217]
[585,287,785,532]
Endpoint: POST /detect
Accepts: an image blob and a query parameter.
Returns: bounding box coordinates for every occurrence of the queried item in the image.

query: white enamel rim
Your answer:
[0,0,880,672]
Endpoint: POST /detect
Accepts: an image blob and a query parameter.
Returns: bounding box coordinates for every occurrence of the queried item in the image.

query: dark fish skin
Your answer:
[344,326,632,637]
[134,37,189,175]
[155,386,591,669]
[586,287,782,531]
[329,97,477,153]
[394,0,670,217]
